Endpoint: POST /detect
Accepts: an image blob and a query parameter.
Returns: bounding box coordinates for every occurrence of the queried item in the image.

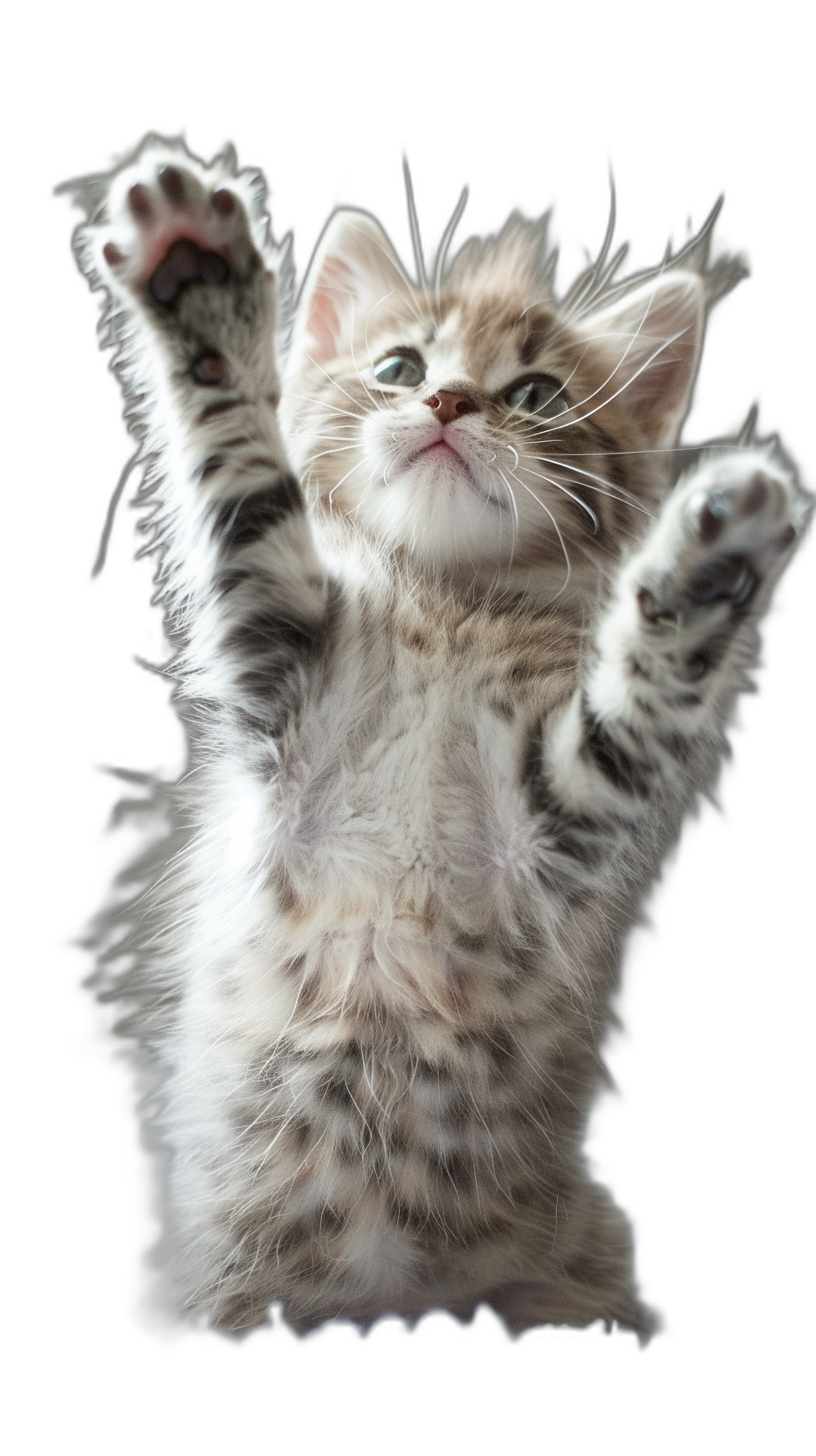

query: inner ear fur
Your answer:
[575,271,705,450]
[289,210,414,372]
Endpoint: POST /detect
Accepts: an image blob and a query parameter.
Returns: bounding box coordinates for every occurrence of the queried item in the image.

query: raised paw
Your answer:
[639,447,811,628]
[98,145,263,307]
[69,138,280,392]
[683,464,802,603]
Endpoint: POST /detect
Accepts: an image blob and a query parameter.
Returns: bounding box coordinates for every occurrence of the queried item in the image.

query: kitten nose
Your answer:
[424,390,477,425]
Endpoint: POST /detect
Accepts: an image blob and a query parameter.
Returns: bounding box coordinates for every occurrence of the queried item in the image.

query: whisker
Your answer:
[503,466,572,595]
[299,442,361,469]
[324,455,370,510]
[360,291,429,410]
[324,209,434,334]
[306,428,360,442]
[539,322,691,438]
[494,354,585,432]
[284,392,366,423]
[555,443,738,459]
[531,455,653,517]
[345,460,387,519]
[493,466,520,543]
[348,303,390,415]
[521,464,600,534]
[303,351,367,411]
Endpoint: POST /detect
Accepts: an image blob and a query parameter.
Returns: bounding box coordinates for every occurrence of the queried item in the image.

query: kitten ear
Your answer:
[575,271,705,449]
[290,210,413,369]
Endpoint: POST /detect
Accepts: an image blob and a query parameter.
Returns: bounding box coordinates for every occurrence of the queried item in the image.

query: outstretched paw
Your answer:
[639,449,811,629]
[69,138,279,389]
[97,145,262,306]
[683,464,803,603]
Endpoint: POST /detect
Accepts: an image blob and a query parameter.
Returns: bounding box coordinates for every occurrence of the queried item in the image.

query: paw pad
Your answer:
[158,165,186,206]
[127,182,153,220]
[638,451,810,636]
[682,462,805,592]
[192,352,228,386]
[94,146,260,300]
[149,239,229,304]
[686,555,757,607]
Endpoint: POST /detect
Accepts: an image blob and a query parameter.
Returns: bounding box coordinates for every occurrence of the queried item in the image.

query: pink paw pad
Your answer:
[148,238,228,304]
[682,467,801,605]
[101,156,251,299]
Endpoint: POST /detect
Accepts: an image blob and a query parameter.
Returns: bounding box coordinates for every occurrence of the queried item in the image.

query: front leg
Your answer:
[70,138,328,722]
[542,446,811,864]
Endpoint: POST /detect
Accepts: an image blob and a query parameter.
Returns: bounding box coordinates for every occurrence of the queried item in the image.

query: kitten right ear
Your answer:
[575,270,705,450]
[289,210,413,370]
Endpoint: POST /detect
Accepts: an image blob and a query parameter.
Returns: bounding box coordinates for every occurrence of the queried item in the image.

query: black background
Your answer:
[41,31,810,1397]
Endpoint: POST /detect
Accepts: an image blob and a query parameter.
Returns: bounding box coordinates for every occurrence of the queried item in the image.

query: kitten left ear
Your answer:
[575,271,705,449]
[289,210,413,371]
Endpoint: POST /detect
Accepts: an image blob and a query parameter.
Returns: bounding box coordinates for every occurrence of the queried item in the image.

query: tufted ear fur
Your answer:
[575,270,705,450]
[288,210,414,371]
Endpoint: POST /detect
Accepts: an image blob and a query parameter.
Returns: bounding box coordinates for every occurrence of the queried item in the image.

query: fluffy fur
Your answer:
[65,136,811,1338]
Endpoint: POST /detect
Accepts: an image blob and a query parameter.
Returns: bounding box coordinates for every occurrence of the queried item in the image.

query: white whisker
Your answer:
[303,351,366,411]
[299,442,361,469]
[539,321,692,438]
[327,456,370,510]
[522,464,600,534]
[317,214,430,338]
[532,456,653,518]
[502,465,572,594]
[493,467,520,542]
[285,392,366,423]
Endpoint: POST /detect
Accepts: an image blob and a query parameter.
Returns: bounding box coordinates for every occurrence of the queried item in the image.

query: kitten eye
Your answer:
[373,353,426,387]
[505,376,568,419]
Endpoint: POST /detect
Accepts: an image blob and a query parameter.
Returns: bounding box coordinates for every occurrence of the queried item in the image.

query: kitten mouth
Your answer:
[409,427,468,469]
[399,427,502,510]
[398,429,504,514]
[422,440,462,463]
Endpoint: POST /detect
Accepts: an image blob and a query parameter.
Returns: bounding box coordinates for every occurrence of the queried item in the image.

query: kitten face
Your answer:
[282,211,706,592]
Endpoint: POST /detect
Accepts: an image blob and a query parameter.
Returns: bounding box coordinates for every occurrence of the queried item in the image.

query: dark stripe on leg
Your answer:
[196,398,248,424]
[211,475,303,550]
[580,701,651,796]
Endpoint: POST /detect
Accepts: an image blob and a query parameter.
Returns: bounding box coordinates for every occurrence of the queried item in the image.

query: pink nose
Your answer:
[424,390,477,425]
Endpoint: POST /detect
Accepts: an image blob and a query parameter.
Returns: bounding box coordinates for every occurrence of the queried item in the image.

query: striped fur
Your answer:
[67,137,811,1337]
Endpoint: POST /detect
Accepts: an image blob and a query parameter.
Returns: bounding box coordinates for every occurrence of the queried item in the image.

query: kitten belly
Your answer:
[164,822,643,1337]
[271,666,546,929]
[165,902,571,1330]
[177,867,596,1322]
[163,675,589,1327]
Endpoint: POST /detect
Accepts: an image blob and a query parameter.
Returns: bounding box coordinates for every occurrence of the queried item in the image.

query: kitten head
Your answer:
[281,194,744,595]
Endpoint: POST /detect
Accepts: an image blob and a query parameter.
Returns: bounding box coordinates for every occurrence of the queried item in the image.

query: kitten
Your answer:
[65,136,810,1338]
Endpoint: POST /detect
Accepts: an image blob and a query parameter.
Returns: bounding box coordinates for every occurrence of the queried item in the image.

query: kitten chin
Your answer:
[345,408,519,569]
